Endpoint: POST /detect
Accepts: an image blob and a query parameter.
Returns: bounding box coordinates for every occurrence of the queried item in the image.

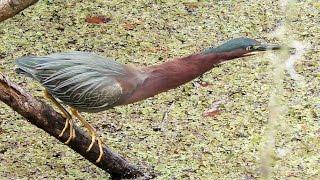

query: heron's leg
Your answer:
[44,90,76,143]
[70,108,104,163]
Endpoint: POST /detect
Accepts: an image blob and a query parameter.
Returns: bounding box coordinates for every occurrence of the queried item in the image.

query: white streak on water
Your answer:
[285,41,307,81]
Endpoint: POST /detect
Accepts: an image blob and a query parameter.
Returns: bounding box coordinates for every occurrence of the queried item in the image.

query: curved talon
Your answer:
[60,118,76,144]
[96,137,104,163]
[59,118,69,137]
[86,133,104,163]
[72,128,76,140]
[87,133,96,152]
[64,119,74,144]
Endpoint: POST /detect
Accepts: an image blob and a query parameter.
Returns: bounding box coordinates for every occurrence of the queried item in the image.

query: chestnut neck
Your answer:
[120,49,247,105]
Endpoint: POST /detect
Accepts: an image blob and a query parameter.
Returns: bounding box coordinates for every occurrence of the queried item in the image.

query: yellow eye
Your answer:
[246,46,254,51]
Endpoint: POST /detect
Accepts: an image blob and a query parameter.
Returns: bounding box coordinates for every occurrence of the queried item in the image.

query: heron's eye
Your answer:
[246,46,254,51]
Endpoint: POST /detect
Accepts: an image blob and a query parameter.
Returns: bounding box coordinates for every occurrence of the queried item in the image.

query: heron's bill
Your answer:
[243,44,283,56]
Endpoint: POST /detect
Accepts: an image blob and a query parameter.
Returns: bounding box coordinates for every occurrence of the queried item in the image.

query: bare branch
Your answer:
[0,0,38,22]
[0,73,144,179]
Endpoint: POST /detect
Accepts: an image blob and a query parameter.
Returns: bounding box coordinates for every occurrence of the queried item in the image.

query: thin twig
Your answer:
[160,101,175,132]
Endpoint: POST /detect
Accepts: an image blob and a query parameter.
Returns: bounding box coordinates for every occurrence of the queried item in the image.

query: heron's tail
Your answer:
[15,56,39,78]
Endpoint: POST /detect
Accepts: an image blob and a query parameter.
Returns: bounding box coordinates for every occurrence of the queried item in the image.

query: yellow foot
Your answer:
[44,89,76,144]
[70,108,104,163]
[86,133,104,163]
[60,118,76,144]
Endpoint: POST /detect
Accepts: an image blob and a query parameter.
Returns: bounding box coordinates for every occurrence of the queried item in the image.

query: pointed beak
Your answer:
[256,43,282,51]
[243,43,288,57]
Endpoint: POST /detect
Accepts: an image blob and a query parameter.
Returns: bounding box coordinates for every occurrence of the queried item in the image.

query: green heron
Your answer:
[15,37,281,163]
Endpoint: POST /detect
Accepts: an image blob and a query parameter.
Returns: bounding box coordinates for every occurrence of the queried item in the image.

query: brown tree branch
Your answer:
[0,73,144,179]
[0,0,38,22]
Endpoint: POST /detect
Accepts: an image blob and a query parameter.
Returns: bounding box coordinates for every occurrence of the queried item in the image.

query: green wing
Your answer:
[16,52,127,112]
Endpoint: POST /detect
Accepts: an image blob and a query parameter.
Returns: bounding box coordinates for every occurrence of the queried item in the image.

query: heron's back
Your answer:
[16,52,129,112]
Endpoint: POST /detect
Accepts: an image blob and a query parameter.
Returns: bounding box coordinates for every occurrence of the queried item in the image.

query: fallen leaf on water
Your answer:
[203,108,220,117]
[123,20,144,30]
[85,16,111,24]
[194,81,213,88]
[199,81,213,87]
[203,99,226,117]
[123,22,136,30]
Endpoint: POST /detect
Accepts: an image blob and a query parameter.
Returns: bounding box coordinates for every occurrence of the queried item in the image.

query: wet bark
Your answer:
[0,73,143,179]
[0,0,38,22]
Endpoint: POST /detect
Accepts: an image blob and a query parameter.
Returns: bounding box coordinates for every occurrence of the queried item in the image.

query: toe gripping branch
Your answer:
[44,90,110,163]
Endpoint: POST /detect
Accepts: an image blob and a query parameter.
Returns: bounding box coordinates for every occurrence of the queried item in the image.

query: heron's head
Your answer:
[203,37,281,57]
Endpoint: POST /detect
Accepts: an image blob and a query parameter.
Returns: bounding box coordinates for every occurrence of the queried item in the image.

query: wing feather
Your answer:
[16,52,127,112]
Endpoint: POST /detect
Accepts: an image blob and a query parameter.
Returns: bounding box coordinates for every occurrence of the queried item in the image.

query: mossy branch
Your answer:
[0,0,38,22]
[0,73,143,179]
